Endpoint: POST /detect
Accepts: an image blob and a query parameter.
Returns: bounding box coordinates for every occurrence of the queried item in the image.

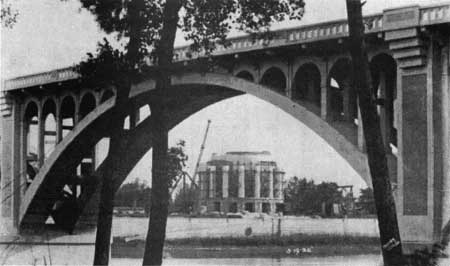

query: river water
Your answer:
[112,255,382,266]
[2,217,449,265]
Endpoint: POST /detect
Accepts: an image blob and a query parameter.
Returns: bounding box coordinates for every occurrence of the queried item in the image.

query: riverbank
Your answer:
[112,233,381,258]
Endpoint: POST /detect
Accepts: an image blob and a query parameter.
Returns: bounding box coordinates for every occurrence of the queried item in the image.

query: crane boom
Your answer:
[191,120,211,185]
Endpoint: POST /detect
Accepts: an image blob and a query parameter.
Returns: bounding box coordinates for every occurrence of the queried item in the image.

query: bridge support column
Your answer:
[56,101,63,144]
[129,106,140,129]
[320,64,330,120]
[37,106,45,167]
[357,99,365,151]
[394,31,448,253]
[342,79,355,122]
[0,95,22,234]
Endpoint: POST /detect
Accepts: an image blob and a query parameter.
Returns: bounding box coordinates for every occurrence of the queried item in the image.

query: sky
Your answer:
[2,0,447,194]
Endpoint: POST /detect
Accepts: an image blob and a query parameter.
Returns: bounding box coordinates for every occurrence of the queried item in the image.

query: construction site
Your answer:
[170,120,285,216]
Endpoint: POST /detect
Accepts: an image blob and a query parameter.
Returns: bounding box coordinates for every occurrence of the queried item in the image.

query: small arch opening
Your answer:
[100,89,115,103]
[136,104,151,126]
[370,53,397,152]
[260,67,286,95]
[42,99,57,159]
[293,63,321,114]
[79,93,96,120]
[236,71,254,82]
[24,102,39,185]
[61,96,76,138]
[95,137,110,170]
[328,58,355,122]
[123,115,130,130]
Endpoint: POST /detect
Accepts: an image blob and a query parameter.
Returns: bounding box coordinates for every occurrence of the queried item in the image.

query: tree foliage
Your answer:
[115,140,188,208]
[1,0,18,28]
[166,140,189,188]
[76,1,306,264]
[76,0,306,86]
[358,187,376,214]
[170,183,197,213]
[115,178,151,208]
[284,177,343,215]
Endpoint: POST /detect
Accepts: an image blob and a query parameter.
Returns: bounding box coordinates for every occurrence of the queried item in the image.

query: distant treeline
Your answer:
[115,176,376,216]
[283,177,376,216]
[115,179,151,214]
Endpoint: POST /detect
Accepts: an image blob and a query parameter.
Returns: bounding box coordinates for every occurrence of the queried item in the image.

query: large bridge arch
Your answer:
[19,72,370,228]
[169,73,369,182]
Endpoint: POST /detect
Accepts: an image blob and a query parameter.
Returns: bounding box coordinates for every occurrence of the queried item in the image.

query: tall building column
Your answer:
[199,170,207,200]
[208,165,215,199]
[238,164,245,198]
[269,166,274,199]
[275,170,284,200]
[222,165,229,198]
[254,164,260,198]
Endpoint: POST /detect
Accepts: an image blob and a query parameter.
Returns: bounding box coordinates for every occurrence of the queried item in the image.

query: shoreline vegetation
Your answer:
[112,233,381,259]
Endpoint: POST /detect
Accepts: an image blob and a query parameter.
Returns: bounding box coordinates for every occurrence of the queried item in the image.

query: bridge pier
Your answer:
[389,20,450,252]
[0,95,22,234]
[442,37,450,242]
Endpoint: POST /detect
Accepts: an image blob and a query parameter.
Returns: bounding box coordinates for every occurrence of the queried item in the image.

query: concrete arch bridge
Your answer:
[1,3,450,253]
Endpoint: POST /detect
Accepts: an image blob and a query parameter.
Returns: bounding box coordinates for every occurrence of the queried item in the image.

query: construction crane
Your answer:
[170,119,211,196]
[191,119,211,185]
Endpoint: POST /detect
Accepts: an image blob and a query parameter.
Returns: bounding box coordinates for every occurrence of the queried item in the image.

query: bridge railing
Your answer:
[420,3,450,25]
[3,3,450,92]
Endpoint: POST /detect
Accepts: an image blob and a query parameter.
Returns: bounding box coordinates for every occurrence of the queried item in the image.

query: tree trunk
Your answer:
[345,1,405,265]
[91,0,147,264]
[93,103,129,265]
[142,0,182,265]
[92,134,119,265]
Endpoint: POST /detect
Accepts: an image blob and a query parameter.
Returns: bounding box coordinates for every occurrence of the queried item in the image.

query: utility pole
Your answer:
[345,0,405,265]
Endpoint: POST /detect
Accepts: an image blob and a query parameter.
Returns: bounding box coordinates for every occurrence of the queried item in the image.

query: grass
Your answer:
[112,233,382,258]
[164,233,380,247]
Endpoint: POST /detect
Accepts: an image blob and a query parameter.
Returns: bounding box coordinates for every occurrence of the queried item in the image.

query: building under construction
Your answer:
[197,151,285,214]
